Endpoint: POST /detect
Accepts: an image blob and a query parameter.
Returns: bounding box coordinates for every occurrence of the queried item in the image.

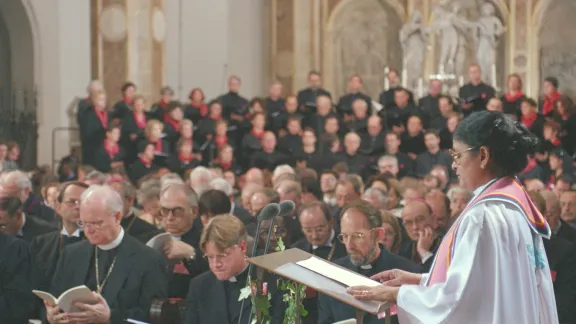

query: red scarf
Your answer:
[159,100,169,109]
[522,157,537,174]
[94,107,108,128]
[251,129,264,139]
[104,140,119,159]
[215,136,228,148]
[165,117,181,132]
[134,112,146,129]
[178,153,193,164]
[551,138,561,147]
[191,103,208,116]
[139,156,152,168]
[124,97,133,105]
[520,113,537,129]
[220,161,232,170]
[154,139,163,153]
[504,91,524,103]
[543,91,561,116]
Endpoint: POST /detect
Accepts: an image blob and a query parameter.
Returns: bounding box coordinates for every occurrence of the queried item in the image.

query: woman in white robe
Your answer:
[347,111,558,323]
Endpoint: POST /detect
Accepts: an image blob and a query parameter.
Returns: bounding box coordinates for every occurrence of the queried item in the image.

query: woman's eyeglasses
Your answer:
[449,147,476,164]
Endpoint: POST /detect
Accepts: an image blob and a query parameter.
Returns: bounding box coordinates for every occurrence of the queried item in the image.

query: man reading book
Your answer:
[44,185,168,324]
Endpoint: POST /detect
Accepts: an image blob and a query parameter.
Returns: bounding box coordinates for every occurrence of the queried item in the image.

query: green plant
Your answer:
[275,237,308,324]
[239,278,272,324]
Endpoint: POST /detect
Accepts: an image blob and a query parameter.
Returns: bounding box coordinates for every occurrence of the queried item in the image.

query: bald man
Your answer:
[398,199,441,271]
[250,131,289,171]
[336,132,370,176]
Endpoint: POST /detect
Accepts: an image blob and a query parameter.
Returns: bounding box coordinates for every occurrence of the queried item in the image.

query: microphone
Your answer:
[262,200,296,256]
[238,203,280,324]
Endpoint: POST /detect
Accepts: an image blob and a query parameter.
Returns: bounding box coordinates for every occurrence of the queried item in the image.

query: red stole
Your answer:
[191,103,208,116]
[178,153,193,164]
[215,136,228,148]
[521,113,538,129]
[425,177,550,287]
[154,139,163,153]
[104,141,119,159]
[139,157,152,168]
[124,97,133,105]
[94,108,108,128]
[504,91,524,103]
[251,129,264,139]
[165,117,181,132]
[542,91,561,116]
[134,112,147,129]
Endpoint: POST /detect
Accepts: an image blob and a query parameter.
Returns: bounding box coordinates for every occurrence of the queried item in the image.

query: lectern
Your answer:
[249,248,392,324]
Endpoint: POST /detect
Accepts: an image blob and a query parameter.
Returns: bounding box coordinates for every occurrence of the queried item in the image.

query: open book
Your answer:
[296,256,381,288]
[146,232,172,252]
[32,285,97,313]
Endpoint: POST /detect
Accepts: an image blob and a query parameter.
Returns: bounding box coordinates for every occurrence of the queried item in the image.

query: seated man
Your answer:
[45,185,168,324]
[318,200,421,324]
[184,214,285,324]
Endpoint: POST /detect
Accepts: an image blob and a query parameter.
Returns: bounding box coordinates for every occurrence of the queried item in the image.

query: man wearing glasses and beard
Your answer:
[317,200,421,324]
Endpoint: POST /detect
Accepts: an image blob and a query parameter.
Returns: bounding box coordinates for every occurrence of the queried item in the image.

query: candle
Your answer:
[418,78,424,98]
[459,76,464,87]
[491,64,497,88]
[384,67,390,90]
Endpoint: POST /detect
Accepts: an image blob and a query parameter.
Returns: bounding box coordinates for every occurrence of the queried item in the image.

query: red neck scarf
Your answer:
[543,91,561,116]
[220,161,232,171]
[159,100,169,109]
[124,97,133,105]
[551,138,561,147]
[139,156,152,168]
[94,107,108,128]
[165,117,181,132]
[154,139,163,153]
[104,140,119,159]
[251,129,264,139]
[522,157,538,174]
[178,153,193,164]
[504,91,524,103]
[191,103,208,116]
[215,135,228,148]
[521,113,537,129]
[134,112,146,129]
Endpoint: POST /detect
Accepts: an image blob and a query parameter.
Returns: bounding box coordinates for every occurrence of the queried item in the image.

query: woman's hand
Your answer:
[371,269,422,287]
[347,285,400,303]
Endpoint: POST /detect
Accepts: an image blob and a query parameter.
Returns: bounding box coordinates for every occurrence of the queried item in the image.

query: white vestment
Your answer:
[396,183,558,323]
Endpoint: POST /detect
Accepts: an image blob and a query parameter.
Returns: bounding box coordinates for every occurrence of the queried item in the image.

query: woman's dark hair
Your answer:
[198,189,232,218]
[453,111,539,176]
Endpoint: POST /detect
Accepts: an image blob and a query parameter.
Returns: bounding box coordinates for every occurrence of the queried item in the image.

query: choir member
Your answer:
[111,82,136,122]
[121,94,148,163]
[31,181,89,292]
[555,95,576,156]
[305,94,337,136]
[336,75,372,117]
[500,73,525,119]
[166,138,202,176]
[382,88,421,131]
[149,86,175,121]
[78,90,108,165]
[297,70,332,117]
[264,81,285,116]
[520,98,545,139]
[158,183,208,298]
[0,232,34,324]
[277,116,303,155]
[240,113,266,164]
[45,185,168,324]
[139,119,171,167]
[384,132,414,178]
[429,95,454,131]
[343,98,369,135]
[93,124,126,173]
[458,64,495,116]
[542,120,563,150]
[360,116,386,157]
[400,115,426,159]
[318,200,421,324]
[418,79,442,127]
[163,100,184,145]
[184,88,208,125]
[77,80,103,117]
[203,119,234,164]
[319,116,342,152]
[379,69,415,110]
[250,131,289,171]
[184,214,285,324]
[295,128,327,172]
[539,76,561,117]
[213,144,242,175]
[218,75,249,119]
[335,132,371,178]
[128,142,158,185]
[196,101,224,143]
[271,94,302,133]
[439,113,460,150]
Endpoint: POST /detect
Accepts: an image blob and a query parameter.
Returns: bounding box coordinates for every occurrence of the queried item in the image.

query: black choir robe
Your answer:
[414,150,453,178]
[163,121,182,146]
[379,87,416,110]
[0,233,34,324]
[500,93,526,119]
[196,118,219,143]
[23,193,57,225]
[270,111,303,133]
[392,151,415,179]
[49,234,169,324]
[335,152,371,177]
[400,132,426,157]
[92,144,127,173]
[166,155,202,176]
[336,92,372,116]
[184,267,285,324]
[557,220,576,245]
[77,108,107,165]
[218,91,249,119]
[149,101,170,121]
[382,104,422,129]
[297,87,332,116]
[265,97,285,115]
[459,82,495,116]
[121,213,160,244]
[136,138,171,167]
[418,94,440,128]
[294,149,330,173]
[121,113,147,163]
[250,150,291,171]
[128,159,158,185]
[111,100,132,121]
[76,97,92,118]
[318,246,422,324]
[360,131,386,157]
[19,214,57,242]
[277,134,303,155]
[543,235,576,324]
[183,104,207,125]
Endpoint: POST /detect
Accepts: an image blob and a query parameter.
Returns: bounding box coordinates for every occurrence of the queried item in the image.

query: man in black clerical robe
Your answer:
[458,65,495,117]
[297,73,332,118]
[0,232,34,324]
[0,196,56,242]
[543,235,576,324]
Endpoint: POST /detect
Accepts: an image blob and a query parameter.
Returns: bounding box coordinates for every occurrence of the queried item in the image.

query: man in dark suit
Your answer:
[184,214,285,324]
[44,185,168,324]
[543,235,576,324]
[210,177,256,228]
[296,70,332,118]
[318,200,421,324]
[0,232,34,324]
[108,180,159,243]
[291,201,347,324]
[0,195,56,242]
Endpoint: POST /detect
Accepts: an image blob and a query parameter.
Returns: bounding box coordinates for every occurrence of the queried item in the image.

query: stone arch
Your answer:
[0,0,41,168]
[323,0,405,99]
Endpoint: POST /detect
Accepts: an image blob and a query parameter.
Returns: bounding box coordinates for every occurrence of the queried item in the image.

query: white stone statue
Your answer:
[474,2,505,84]
[430,2,474,75]
[400,11,429,90]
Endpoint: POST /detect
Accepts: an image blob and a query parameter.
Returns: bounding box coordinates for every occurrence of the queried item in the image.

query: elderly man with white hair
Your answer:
[0,170,57,225]
[210,177,255,228]
[189,166,213,196]
[45,185,168,324]
[272,164,295,186]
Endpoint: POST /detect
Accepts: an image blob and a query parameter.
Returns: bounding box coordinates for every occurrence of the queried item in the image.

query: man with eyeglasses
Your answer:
[184,214,285,324]
[45,185,168,324]
[158,183,209,299]
[318,200,421,324]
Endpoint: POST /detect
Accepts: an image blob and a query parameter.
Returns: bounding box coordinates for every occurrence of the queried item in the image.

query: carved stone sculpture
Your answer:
[474,2,505,84]
[400,11,429,89]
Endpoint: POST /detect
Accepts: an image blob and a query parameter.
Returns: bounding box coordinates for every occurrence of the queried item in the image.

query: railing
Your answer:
[51,127,79,173]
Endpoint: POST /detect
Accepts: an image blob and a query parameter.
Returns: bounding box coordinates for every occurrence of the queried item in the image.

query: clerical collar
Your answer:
[360,264,372,270]
[228,264,249,283]
[170,235,182,241]
[17,213,27,237]
[313,230,335,249]
[61,226,82,238]
[98,227,125,251]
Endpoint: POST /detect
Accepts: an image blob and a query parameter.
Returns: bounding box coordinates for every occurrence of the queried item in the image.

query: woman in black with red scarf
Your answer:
[554,95,576,155]
[138,119,171,167]
[196,101,224,143]
[129,142,158,185]
[78,90,109,166]
[519,98,545,139]
[111,82,136,122]
[163,101,184,145]
[121,95,148,163]
[149,86,174,121]
[500,73,526,119]
[213,144,242,175]
[166,138,201,176]
[184,88,208,125]
[92,124,126,173]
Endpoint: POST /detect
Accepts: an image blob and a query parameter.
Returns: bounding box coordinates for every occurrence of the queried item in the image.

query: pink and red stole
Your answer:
[425,177,551,286]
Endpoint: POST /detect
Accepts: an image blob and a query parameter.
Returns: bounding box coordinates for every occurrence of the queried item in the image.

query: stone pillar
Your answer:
[91,0,166,103]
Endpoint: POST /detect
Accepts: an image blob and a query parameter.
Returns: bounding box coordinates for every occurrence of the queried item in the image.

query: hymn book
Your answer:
[146,232,172,252]
[296,256,381,288]
[32,285,97,312]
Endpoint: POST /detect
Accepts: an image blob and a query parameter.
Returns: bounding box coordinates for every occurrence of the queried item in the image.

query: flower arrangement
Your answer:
[239,277,272,324]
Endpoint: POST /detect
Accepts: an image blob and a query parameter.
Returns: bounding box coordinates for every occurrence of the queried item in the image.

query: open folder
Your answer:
[248,248,391,316]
